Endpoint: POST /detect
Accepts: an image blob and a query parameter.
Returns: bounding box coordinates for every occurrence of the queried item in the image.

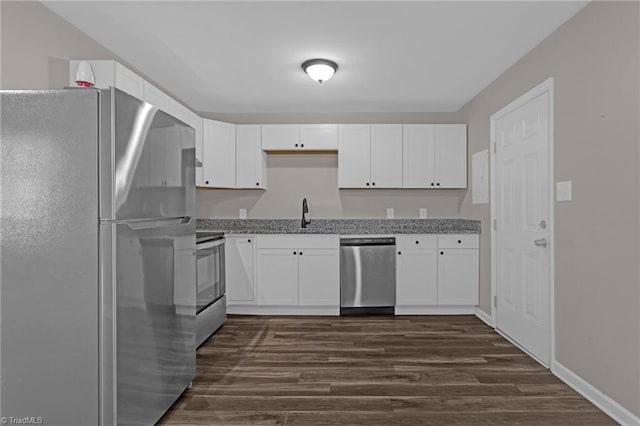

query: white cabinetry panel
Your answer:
[403,125,436,188]
[257,249,299,305]
[261,125,299,150]
[370,125,403,188]
[202,119,236,188]
[338,125,371,188]
[299,124,338,150]
[396,249,438,305]
[226,236,256,304]
[298,249,340,306]
[435,125,467,188]
[437,247,479,305]
[236,125,267,189]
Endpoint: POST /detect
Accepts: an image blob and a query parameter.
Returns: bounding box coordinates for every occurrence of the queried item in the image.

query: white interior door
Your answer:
[494,90,551,365]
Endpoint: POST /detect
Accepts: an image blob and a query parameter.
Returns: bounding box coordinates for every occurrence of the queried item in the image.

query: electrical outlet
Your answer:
[239,208,247,219]
[419,208,428,219]
[387,208,395,219]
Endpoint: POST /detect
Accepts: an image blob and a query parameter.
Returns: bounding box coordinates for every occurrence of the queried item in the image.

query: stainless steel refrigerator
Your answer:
[1,88,196,425]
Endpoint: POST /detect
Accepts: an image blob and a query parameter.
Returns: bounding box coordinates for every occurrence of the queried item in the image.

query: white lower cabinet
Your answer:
[255,235,340,311]
[396,249,438,305]
[437,248,479,305]
[257,249,299,305]
[298,249,340,306]
[225,236,256,304]
[395,234,479,311]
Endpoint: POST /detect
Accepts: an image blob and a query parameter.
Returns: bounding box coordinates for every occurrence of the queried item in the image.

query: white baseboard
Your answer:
[394,306,475,315]
[474,307,492,326]
[552,360,640,426]
[228,305,340,316]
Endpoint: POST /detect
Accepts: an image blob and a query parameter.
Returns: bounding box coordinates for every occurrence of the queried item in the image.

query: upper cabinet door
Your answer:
[261,125,299,150]
[299,124,338,151]
[338,125,371,188]
[236,125,267,189]
[403,125,436,188]
[202,119,236,188]
[371,125,403,188]
[435,125,467,188]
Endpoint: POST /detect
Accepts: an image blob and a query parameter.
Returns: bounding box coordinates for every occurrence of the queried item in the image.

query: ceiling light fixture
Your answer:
[301,58,337,83]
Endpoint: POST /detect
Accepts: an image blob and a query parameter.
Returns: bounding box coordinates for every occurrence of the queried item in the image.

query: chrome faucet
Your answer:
[302,198,311,228]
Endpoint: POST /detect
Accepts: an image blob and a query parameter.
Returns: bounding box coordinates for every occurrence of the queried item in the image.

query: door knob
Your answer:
[533,238,548,248]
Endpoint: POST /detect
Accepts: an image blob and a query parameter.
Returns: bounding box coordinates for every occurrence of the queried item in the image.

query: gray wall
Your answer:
[457,1,640,416]
[0,1,120,89]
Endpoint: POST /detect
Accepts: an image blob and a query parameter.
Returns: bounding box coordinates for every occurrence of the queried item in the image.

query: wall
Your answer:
[457,1,640,416]
[0,1,186,107]
[0,1,121,89]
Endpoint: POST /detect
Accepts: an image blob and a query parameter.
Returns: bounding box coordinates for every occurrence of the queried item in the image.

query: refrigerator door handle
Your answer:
[110,216,192,230]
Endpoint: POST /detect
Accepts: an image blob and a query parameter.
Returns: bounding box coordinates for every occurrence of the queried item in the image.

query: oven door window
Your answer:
[196,242,224,312]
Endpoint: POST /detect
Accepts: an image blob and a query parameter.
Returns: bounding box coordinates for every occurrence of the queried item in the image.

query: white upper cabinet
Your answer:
[236,125,267,189]
[202,119,236,188]
[403,124,467,189]
[69,60,144,99]
[435,125,467,188]
[403,125,436,188]
[261,125,299,150]
[338,125,371,188]
[370,125,403,188]
[262,124,338,151]
[299,125,338,150]
[338,125,403,188]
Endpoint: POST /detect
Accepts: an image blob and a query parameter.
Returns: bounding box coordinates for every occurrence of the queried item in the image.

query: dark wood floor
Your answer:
[159,315,614,425]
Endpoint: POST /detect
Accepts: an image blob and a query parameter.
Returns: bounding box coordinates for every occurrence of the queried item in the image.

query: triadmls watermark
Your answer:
[1,417,44,425]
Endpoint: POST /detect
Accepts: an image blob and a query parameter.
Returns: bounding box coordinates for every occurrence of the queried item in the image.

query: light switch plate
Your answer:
[239,208,247,219]
[419,208,428,219]
[556,181,572,202]
[387,208,395,219]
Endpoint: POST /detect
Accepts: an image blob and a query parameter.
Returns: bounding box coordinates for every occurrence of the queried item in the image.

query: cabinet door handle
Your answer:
[440,251,444,255]
[293,251,297,255]
[415,241,419,245]
[205,180,210,184]
[256,182,260,186]
[436,182,440,186]
[295,143,299,147]
[398,251,402,255]
[300,144,304,148]
[372,182,376,186]
[248,239,251,243]
[366,182,370,186]
[458,240,462,244]
[299,251,303,255]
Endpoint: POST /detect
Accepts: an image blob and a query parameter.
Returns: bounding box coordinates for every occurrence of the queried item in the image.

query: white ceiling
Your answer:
[43,1,587,113]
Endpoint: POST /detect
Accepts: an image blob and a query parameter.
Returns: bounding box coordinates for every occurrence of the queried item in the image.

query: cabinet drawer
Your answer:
[438,234,479,249]
[396,235,437,250]
[257,234,339,249]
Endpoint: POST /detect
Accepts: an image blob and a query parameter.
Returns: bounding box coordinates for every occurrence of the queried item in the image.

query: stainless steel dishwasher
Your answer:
[340,236,396,315]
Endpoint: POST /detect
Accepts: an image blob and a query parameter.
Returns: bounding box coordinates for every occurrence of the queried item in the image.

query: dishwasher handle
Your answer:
[340,237,396,247]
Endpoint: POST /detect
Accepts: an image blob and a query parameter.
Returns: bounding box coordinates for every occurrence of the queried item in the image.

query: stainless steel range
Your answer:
[196,233,226,346]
